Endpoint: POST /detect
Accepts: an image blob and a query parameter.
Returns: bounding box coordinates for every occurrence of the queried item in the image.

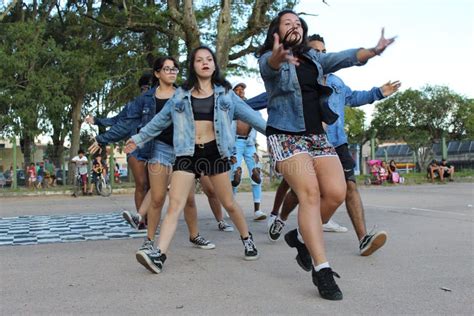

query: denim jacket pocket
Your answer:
[173,99,185,113]
[218,95,231,111]
[279,67,294,93]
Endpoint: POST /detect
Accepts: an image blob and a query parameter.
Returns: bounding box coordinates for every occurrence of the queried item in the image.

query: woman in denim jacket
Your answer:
[257,10,395,300]
[125,46,267,273]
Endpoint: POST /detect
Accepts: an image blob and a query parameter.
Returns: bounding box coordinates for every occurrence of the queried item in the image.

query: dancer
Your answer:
[268,34,399,253]
[230,82,266,221]
[86,73,153,229]
[257,10,395,300]
[125,46,266,274]
[88,57,215,250]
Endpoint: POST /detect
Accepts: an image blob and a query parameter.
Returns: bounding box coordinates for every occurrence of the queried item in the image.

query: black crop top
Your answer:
[154,97,174,145]
[191,95,214,121]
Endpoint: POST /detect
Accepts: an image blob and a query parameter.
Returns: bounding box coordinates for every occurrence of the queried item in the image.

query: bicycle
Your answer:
[94,172,112,197]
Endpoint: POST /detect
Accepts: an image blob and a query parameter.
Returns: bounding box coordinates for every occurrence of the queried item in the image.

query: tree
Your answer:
[344,107,367,170]
[371,85,473,170]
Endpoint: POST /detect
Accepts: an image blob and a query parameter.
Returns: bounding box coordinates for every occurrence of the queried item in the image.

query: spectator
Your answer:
[387,160,401,183]
[36,162,45,189]
[71,149,89,195]
[90,154,106,194]
[379,161,389,182]
[114,159,121,184]
[427,159,440,183]
[27,163,37,189]
[439,159,455,182]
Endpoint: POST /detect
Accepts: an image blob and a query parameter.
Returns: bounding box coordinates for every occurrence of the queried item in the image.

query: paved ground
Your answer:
[1,183,473,315]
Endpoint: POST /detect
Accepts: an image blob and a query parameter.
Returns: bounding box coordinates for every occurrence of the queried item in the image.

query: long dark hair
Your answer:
[256,10,309,57]
[151,56,179,86]
[182,46,232,92]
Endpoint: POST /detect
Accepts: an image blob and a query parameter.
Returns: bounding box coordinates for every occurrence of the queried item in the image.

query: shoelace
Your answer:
[271,219,284,234]
[243,238,256,253]
[141,240,154,251]
[318,269,341,288]
[360,225,378,247]
[192,235,209,246]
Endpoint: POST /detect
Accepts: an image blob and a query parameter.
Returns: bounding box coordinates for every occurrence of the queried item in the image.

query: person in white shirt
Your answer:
[71,149,89,195]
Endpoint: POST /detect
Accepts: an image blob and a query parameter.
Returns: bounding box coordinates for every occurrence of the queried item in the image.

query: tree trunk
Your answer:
[216,0,231,72]
[69,90,85,184]
[22,134,33,168]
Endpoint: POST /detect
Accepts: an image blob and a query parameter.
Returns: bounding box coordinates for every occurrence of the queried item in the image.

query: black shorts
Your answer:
[173,140,231,178]
[335,144,356,182]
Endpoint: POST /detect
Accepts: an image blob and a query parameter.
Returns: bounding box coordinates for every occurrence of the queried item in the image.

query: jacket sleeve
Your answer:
[258,52,280,81]
[245,92,268,110]
[318,49,365,74]
[95,104,129,127]
[232,93,267,135]
[131,100,173,148]
[344,85,384,107]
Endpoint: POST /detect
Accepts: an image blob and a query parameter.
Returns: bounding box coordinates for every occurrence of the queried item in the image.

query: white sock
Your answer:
[277,216,286,223]
[314,262,330,272]
[296,228,304,244]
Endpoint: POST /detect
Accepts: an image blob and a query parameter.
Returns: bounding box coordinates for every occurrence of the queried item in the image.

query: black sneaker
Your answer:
[190,234,216,250]
[359,230,387,256]
[268,217,286,242]
[122,211,141,229]
[312,267,343,301]
[284,229,312,272]
[241,233,259,261]
[136,240,167,274]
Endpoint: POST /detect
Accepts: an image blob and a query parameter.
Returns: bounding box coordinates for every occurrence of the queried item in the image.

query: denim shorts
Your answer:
[127,150,148,162]
[147,140,175,167]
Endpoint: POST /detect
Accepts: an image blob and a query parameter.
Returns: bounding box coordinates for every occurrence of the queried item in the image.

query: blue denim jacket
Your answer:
[325,74,384,147]
[95,88,157,159]
[131,85,266,158]
[94,104,128,127]
[259,48,364,132]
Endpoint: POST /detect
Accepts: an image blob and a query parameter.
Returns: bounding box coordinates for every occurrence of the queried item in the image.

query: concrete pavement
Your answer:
[1,183,473,315]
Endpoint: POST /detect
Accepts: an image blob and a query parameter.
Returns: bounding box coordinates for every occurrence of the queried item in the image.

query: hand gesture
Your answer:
[268,33,299,69]
[380,80,401,97]
[230,156,237,165]
[84,115,95,125]
[124,138,137,154]
[374,28,397,55]
[88,139,102,155]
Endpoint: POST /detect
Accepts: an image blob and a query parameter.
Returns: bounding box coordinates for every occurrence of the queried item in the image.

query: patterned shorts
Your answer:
[267,134,337,173]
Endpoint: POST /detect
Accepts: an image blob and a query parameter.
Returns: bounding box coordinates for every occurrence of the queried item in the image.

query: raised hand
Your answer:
[84,115,95,125]
[374,28,397,55]
[88,139,102,155]
[124,138,137,154]
[380,80,401,97]
[268,33,299,69]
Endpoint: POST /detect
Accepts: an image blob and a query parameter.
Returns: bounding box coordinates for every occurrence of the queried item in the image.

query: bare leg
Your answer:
[146,162,172,241]
[200,175,224,222]
[271,179,290,216]
[183,184,200,239]
[345,180,367,240]
[128,156,148,211]
[157,171,196,254]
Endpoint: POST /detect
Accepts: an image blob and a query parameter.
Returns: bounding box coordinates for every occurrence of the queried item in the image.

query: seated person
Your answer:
[379,161,389,182]
[439,159,455,182]
[388,159,400,183]
[427,159,440,182]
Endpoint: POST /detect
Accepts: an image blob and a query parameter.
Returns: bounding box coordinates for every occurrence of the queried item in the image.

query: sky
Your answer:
[231,0,474,124]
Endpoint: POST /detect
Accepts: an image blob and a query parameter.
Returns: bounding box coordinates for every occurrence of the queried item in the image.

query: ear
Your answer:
[154,70,160,80]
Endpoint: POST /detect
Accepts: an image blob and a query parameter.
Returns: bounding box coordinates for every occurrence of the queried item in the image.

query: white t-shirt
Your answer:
[72,155,88,175]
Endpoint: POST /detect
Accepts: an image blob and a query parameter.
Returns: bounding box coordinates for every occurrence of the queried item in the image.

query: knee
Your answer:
[231,167,242,187]
[251,168,261,184]
[297,187,319,206]
[151,194,166,209]
[220,198,236,211]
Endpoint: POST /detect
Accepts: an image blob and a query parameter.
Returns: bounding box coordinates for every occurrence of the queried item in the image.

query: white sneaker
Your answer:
[267,214,277,229]
[322,219,348,233]
[217,220,234,232]
[254,210,267,221]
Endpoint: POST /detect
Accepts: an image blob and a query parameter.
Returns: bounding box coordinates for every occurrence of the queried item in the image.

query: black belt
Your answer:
[236,136,248,140]
[195,140,217,150]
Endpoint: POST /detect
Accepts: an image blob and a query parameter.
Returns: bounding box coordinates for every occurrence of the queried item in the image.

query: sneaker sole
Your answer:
[135,251,162,274]
[244,254,260,261]
[219,228,234,232]
[361,231,387,256]
[254,214,267,221]
[323,227,348,233]
[192,243,216,250]
[122,211,138,229]
[267,226,282,242]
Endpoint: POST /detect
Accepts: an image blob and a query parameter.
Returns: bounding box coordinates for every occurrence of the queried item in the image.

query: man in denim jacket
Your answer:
[311,34,400,254]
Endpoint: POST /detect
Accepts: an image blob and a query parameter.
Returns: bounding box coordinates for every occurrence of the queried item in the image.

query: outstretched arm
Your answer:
[356,28,396,63]
[345,80,401,107]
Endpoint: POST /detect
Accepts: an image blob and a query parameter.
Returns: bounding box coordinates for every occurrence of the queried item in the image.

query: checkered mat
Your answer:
[0,212,146,246]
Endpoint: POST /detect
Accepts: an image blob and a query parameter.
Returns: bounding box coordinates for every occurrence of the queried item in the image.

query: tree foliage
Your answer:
[371,85,473,170]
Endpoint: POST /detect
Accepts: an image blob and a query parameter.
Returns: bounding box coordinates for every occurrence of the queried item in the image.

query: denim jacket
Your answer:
[95,88,158,159]
[259,48,364,132]
[94,104,129,127]
[325,74,384,147]
[131,85,266,158]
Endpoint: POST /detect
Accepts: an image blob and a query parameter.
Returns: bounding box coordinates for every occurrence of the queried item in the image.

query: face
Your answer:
[155,59,178,85]
[233,86,245,99]
[308,40,326,53]
[279,13,303,45]
[194,49,215,79]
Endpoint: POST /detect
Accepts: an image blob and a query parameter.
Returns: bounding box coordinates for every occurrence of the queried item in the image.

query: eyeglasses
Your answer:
[160,67,179,74]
